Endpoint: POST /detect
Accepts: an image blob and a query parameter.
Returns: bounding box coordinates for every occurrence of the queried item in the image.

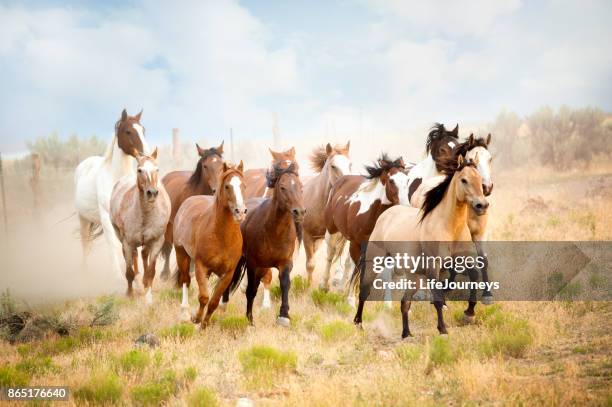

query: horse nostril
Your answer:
[243,209,247,214]
[475,203,483,210]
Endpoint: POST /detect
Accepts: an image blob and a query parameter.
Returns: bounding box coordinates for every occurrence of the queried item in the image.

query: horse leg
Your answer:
[99,207,125,282]
[203,270,234,327]
[160,241,173,281]
[193,259,210,326]
[277,262,293,327]
[353,242,372,326]
[143,238,164,306]
[320,232,343,290]
[475,240,493,304]
[175,245,192,322]
[303,232,316,286]
[462,266,479,324]
[122,244,135,298]
[78,216,93,270]
[400,299,412,338]
[246,267,261,325]
[261,268,272,310]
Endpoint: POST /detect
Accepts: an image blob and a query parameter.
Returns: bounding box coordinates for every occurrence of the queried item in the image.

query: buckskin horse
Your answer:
[354,155,488,338]
[302,142,352,286]
[159,142,225,280]
[110,148,170,304]
[75,109,150,280]
[173,162,247,328]
[224,163,305,327]
[322,154,409,295]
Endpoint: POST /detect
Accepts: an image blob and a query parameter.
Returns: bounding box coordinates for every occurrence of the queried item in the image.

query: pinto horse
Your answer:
[160,142,225,280]
[302,142,352,286]
[75,109,150,280]
[322,154,409,293]
[173,162,247,327]
[110,149,170,304]
[354,155,488,337]
[225,163,305,327]
[244,147,298,199]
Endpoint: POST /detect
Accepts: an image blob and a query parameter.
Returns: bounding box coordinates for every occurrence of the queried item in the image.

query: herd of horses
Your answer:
[74,109,494,338]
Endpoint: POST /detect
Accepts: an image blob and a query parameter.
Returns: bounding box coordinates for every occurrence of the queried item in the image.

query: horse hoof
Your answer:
[347,296,356,308]
[145,293,153,306]
[219,301,227,311]
[276,316,290,327]
[440,333,449,337]
[179,308,191,322]
[318,283,329,292]
[481,295,494,305]
[442,304,448,311]
[401,335,414,341]
[261,301,271,310]
[462,314,476,324]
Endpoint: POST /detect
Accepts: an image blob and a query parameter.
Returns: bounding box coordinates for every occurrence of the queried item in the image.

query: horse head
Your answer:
[116,109,147,157]
[269,146,298,172]
[462,133,493,196]
[269,163,305,223]
[366,154,409,206]
[134,148,160,203]
[427,123,459,171]
[325,141,352,185]
[219,161,247,223]
[195,141,224,193]
[455,155,489,215]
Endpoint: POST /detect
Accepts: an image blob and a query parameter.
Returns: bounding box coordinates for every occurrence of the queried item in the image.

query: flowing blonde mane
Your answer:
[309,144,348,173]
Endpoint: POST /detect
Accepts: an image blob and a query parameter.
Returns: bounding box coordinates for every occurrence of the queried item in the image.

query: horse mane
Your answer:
[103,118,123,162]
[309,144,347,173]
[364,153,404,180]
[426,123,458,154]
[266,162,299,188]
[188,146,223,188]
[452,134,489,158]
[420,158,477,222]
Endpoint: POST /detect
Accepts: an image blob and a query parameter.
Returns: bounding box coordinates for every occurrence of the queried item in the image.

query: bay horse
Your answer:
[75,109,150,280]
[224,163,305,327]
[322,154,409,293]
[110,149,170,304]
[302,142,352,286]
[410,132,494,304]
[159,142,225,280]
[353,155,488,337]
[173,162,247,327]
[244,147,298,199]
[241,146,300,310]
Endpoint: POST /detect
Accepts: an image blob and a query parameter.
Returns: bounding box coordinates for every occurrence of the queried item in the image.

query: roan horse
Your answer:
[75,109,150,280]
[323,154,409,293]
[173,162,247,327]
[302,142,352,286]
[225,163,305,327]
[354,156,489,337]
[110,149,170,304]
[160,142,225,280]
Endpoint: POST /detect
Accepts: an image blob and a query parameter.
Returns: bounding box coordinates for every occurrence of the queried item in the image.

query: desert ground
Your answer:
[0,156,610,406]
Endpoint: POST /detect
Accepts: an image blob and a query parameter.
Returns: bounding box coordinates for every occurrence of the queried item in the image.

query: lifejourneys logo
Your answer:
[372,253,499,292]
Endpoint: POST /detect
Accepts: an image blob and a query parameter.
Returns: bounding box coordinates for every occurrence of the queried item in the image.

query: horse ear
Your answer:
[457,155,464,168]
[217,141,224,154]
[132,148,141,159]
[468,133,475,145]
[473,151,479,165]
[151,147,158,160]
[269,148,280,160]
[451,124,459,137]
[288,147,296,158]
[121,109,128,121]
[196,143,205,156]
[398,157,405,168]
[486,133,492,146]
[223,162,229,172]
[237,160,244,172]
[325,143,333,155]
[135,109,142,122]
[345,140,351,152]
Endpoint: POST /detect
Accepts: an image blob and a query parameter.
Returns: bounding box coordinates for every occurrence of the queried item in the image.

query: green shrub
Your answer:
[131,370,178,406]
[117,349,150,373]
[188,387,219,407]
[395,344,423,367]
[239,345,297,373]
[270,284,281,300]
[184,366,198,382]
[0,366,30,387]
[160,323,196,340]
[429,336,457,366]
[15,355,56,375]
[74,372,123,405]
[291,275,309,295]
[218,315,249,334]
[479,317,533,358]
[311,289,351,315]
[319,320,354,342]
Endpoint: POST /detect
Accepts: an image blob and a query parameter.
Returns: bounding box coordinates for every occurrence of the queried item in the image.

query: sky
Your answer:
[0,0,611,153]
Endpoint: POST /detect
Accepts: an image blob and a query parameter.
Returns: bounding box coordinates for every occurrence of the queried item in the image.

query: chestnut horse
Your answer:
[160,142,225,280]
[75,109,150,280]
[224,163,305,327]
[322,154,409,293]
[244,147,298,199]
[354,156,488,337]
[302,142,352,286]
[110,149,170,304]
[173,162,247,327]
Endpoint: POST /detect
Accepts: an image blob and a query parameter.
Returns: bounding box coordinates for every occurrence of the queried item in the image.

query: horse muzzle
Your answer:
[483,183,494,196]
[471,199,489,216]
[146,189,159,201]
[232,207,247,222]
[291,208,306,223]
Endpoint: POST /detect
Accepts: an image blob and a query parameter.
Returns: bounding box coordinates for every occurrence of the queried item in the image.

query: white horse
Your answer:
[75,109,150,281]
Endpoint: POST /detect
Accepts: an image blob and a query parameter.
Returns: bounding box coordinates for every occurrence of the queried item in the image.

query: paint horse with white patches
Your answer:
[323,154,409,292]
[353,155,489,337]
[110,149,170,303]
[173,162,247,328]
[160,142,225,280]
[75,109,149,280]
[302,142,353,286]
[223,163,305,327]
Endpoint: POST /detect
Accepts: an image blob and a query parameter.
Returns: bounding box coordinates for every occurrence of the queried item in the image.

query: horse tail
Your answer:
[228,256,247,295]
[348,241,368,295]
[294,220,303,250]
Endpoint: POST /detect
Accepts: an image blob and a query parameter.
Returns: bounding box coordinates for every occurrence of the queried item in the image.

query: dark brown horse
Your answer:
[160,142,224,279]
[173,162,246,327]
[322,154,409,294]
[244,147,298,199]
[224,163,305,327]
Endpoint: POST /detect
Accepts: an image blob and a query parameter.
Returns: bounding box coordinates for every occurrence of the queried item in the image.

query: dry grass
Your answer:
[0,163,610,405]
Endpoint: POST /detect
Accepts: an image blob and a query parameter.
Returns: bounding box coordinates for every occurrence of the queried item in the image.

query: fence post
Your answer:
[0,153,8,236]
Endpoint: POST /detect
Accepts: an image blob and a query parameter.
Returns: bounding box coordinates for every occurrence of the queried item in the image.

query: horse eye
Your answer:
[204,165,208,169]
[280,186,286,191]
[137,169,142,173]
[225,185,229,190]
[461,178,467,184]
[390,179,395,184]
